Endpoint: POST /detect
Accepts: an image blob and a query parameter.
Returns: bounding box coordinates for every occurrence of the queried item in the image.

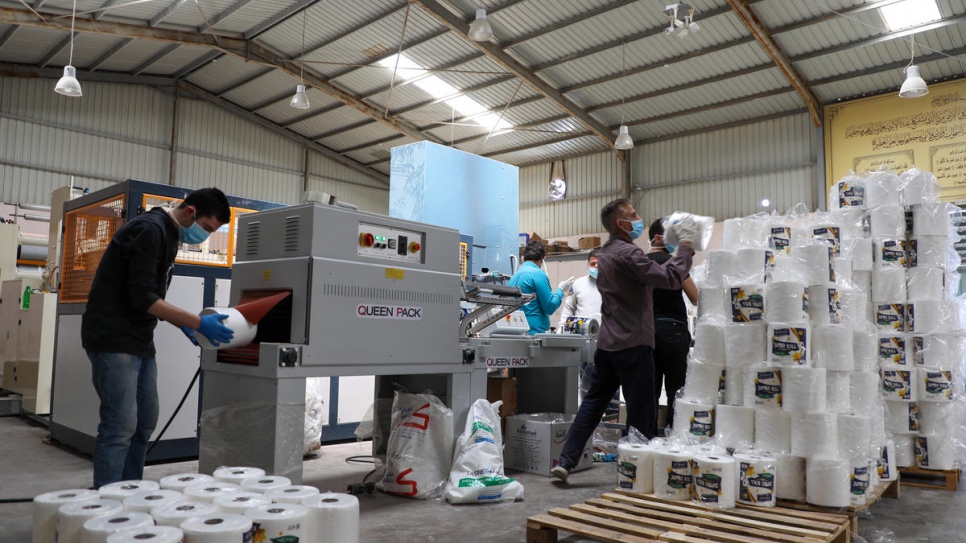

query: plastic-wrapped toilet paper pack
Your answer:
[853,327,879,373]
[663,212,716,251]
[212,492,271,515]
[57,499,124,543]
[831,173,866,209]
[303,492,360,543]
[180,513,253,543]
[160,473,215,492]
[805,457,851,507]
[704,251,736,287]
[907,267,946,302]
[881,366,918,401]
[105,527,184,543]
[900,167,941,205]
[864,167,901,208]
[724,323,766,364]
[734,248,774,283]
[794,244,836,285]
[713,405,755,449]
[874,303,906,332]
[852,270,872,296]
[911,334,951,367]
[672,399,714,440]
[652,448,693,500]
[906,301,948,334]
[723,218,769,251]
[839,288,868,326]
[723,366,745,407]
[873,238,908,268]
[843,238,874,271]
[692,455,736,509]
[869,206,907,239]
[837,414,872,460]
[918,367,955,402]
[879,440,898,481]
[693,320,727,365]
[617,442,655,494]
[33,489,100,543]
[755,410,792,453]
[916,435,959,470]
[826,371,851,413]
[765,282,808,324]
[245,503,308,543]
[734,453,778,507]
[744,365,782,408]
[212,467,266,485]
[183,482,242,503]
[770,253,799,283]
[873,268,907,303]
[98,481,160,502]
[791,412,838,458]
[812,324,853,370]
[878,333,911,365]
[850,371,881,414]
[265,485,320,504]
[767,324,808,366]
[150,501,218,528]
[782,366,827,413]
[697,288,729,320]
[912,202,960,239]
[682,362,724,405]
[775,454,806,500]
[809,224,842,257]
[832,208,866,239]
[919,402,962,435]
[885,401,920,434]
[80,512,154,543]
[730,284,766,323]
[194,307,258,351]
[909,236,956,268]
[834,256,854,284]
[768,225,794,254]
[894,435,917,467]
[807,285,843,326]
[122,490,182,513]
[849,461,872,506]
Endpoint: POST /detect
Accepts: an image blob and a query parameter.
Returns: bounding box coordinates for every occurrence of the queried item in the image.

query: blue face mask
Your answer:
[588,267,598,279]
[665,243,676,253]
[623,219,645,240]
[180,219,210,245]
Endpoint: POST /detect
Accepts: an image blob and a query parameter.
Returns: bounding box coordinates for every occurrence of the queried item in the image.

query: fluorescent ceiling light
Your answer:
[880,0,941,31]
[378,54,513,131]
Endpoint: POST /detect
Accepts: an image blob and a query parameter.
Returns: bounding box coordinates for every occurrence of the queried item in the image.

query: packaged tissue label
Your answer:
[824,287,843,324]
[923,370,953,400]
[851,465,869,497]
[668,461,692,490]
[913,336,924,365]
[694,472,723,503]
[690,410,713,437]
[915,436,928,467]
[876,304,905,331]
[617,462,637,489]
[738,462,775,505]
[771,327,807,365]
[812,226,842,256]
[731,287,765,322]
[754,370,783,404]
[878,239,908,267]
[769,227,792,254]
[839,181,865,208]
[882,369,914,399]
[879,336,908,365]
[763,250,776,283]
[879,444,892,479]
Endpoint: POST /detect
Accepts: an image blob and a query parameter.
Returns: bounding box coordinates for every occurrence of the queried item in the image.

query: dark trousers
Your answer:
[559,345,656,469]
[654,319,691,430]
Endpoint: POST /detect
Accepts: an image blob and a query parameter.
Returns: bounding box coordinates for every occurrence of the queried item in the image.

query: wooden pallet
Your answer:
[762,479,899,533]
[898,466,961,490]
[526,491,851,543]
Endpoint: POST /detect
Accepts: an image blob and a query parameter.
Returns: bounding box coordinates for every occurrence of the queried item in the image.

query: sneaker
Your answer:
[550,465,570,481]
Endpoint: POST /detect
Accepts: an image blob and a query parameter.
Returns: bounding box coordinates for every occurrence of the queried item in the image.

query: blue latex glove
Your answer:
[180,325,199,346]
[196,313,234,347]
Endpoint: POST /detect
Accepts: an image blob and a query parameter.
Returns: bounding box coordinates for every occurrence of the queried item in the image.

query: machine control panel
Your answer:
[357,222,424,263]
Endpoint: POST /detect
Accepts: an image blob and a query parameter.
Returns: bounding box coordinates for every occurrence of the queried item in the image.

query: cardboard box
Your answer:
[486,376,517,430]
[578,236,601,249]
[504,413,593,476]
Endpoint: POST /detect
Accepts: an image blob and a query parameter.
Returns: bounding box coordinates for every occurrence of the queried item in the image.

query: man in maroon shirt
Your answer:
[552,198,697,481]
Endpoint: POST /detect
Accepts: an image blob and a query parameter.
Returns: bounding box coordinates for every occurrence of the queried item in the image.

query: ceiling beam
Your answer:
[93,0,121,21]
[149,0,188,27]
[87,38,132,71]
[132,43,179,75]
[411,0,622,161]
[173,49,221,78]
[726,0,822,126]
[38,33,74,68]
[197,0,257,34]
[244,0,319,39]
[0,61,176,86]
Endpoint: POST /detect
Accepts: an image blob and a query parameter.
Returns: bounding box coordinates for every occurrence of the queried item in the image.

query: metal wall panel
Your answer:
[175,153,301,205]
[306,176,389,215]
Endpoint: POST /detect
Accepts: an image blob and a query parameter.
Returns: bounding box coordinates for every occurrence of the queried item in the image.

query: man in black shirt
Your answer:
[82,188,235,488]
[645,218,698,432]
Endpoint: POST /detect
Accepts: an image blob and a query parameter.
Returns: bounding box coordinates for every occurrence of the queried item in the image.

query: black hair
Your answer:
[523,241,546,262]
[180,188,231,224]
[588,248,600,260]
[600,198,630,234]
[648,217,665,240]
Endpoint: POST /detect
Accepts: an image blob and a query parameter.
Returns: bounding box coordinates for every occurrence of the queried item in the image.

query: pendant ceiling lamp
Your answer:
[468,2,493,42]
[55,0,82,97]
[614,41,634,150]
[290,7,310,109]
[899,36,928,99]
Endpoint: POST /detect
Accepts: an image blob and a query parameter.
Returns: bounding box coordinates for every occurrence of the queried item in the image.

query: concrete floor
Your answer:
[1,416,964,543]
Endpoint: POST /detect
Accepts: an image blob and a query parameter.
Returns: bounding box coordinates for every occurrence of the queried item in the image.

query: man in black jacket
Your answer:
[82,188,234,488]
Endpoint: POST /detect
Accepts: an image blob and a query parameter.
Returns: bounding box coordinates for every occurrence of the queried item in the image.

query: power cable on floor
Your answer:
[147,367,200,456]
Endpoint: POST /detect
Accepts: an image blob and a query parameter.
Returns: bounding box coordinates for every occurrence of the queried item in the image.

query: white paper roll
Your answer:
[910,334,951,367]
[768,225,794,254]
[150,501,218,528]
[810,224,842,258]
[907,267,946,302]
[918,367,955,402]
[853,269,873,295]
[832,208,866,238]
[672,399,714,440]
[80,512,154,543]
[874,302,906,332]
[792,412,838,458]
[807,284,843,326]
[56,500,124,543]
[33,489,100,543]
[765,282,808,325]
[794,244,836,285]
[812,324,853,370]
[725,323,766,365]
[881,366,918,401]
[106,527,184,543]
[723,366,745,407]
[652,449,693,500]
[122,490,182,513]
[697,288,729,320]
[755,410,792,453]
[873,267,907,304]
[713,405,755,449]
[838,414,872,460]
[844,238,874,271]
[775,455,806,500]
[826,371,851,413]
[885,400,920,435]
[870,206,906,239]
[878,333,911,365]
[691,455,736,509]
[806,457,851,507]
[240,476,292,494]
[160,473,215,492]
[212,492,271,515]
[873,238,908,268]
[839,288,868,326]
[183,482,242,504]
[693,320,727,365]
[906,301,947,334]
[879,440,898,481]
[853,327,879,373]
[302,493,360,543]
[723,219,768,251]
[744,365,782,409]
[865,169,901,208]
[734,248,774,283]
[682,362,724,405]
[264,485,320,504]
[195,307,258,350]
[912,202,957,238]
[212,467,265,485]
[894,435,917,467]
[835,256,854,285]
[245,504,307,542]
[767,324,808,366]
[180,513,253,543]
[832,176,866,209]
[734,453,777,507]
[900,168,940,205]
[919,402,961,435]
[617,443,655,494]
[909,236,953,268]
[850,371,881,414]
[705,251,736,287]
[916,435,959,470]
[849,460,871,506]
[730,284,766,323]
[98,481,160,502]
[782,367,827,413]
[770,253,799,283]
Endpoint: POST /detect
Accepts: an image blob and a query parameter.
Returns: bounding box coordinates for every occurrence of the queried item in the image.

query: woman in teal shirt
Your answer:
[508,241,574,334]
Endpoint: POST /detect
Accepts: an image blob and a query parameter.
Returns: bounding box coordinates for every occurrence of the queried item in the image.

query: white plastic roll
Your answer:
[870,206,906,239]
[850,371,881,414]
[33,489,100,543]
[724,323,766,365]
[812,324,853,370]
[794,244,836,285]
[212,467,265,484]
[735,248,774,283]
[782,367,827,413]
[808,284,842,326]
[734,453,778,507]
[697,288,729,320]
[838,414,872,460]
[791,412,838,458]
[713,405,755,449]
[826,371,851,413]
[98,481,159,502]
[160,473,215,492]
[872,268,907,303]
[106,527,184,543]
[874,302,906,332]
[56,500,124,543]
[672,399,714,439]
[682,362,724,405]
[755,410,792,453]
[764,282,808,324]
[832,208,866,238]
[919,402,961,435]
[806,457,851,507]
[849,461,871,506]
[195,307,258,350]
[150,501,218,528]
[865,169,901,208]
[767,324,808,366]
[183,482,241,504]
[212,492,271,515]
[894,435,916,467]
[834,256,853,284]
[723,366,745,406]
[839,288,868,326]
[909,236,952,268]
[918,367,955,402]
[693,320,727,365]
[704,251,736,287]
[906,301,947,334]
[692,455,736,509]
[744,365,782,409]
[853,270,872,295]
[879,440,898,481]
[723,219,768,251]
[907,267,946,302]
[770,253,798,283]
[885,400,920,434]
[873,238,908,268]
[810,224,842,257]
[768,225,793,254]
[775,455,806,500]
[912,202,957,238]
[80,512,154,543]
[844,238,874,271]
[652,449,693,500]
[878,333,911,365]
[180,513,253,543]
[853,327,879,373]
[911,334,951,367]
[302,492,360,543]
[122,490,182,513]
[882,366,918,401]
[264,485,320,504]
[900,168,940,205]
[244,504,307,542]
[916,435,959,470]
[617,443,655,494]
[730,284,766,323]
[240,476,292,494]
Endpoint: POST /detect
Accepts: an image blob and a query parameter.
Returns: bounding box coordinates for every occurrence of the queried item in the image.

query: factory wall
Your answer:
[0,78,388,212]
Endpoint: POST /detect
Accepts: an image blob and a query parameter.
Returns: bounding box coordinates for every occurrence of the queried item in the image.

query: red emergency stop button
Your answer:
[409,241,420,253]
[360,233,375,247]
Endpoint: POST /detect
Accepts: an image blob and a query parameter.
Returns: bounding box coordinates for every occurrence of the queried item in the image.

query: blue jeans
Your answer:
[89,351,159,488]
[560,345,656,470]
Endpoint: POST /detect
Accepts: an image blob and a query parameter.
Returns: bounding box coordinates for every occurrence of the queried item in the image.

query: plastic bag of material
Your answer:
[444,399,523,504]
[663,211,716,251]
[304,377,326,456]
[378,391,454,500]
